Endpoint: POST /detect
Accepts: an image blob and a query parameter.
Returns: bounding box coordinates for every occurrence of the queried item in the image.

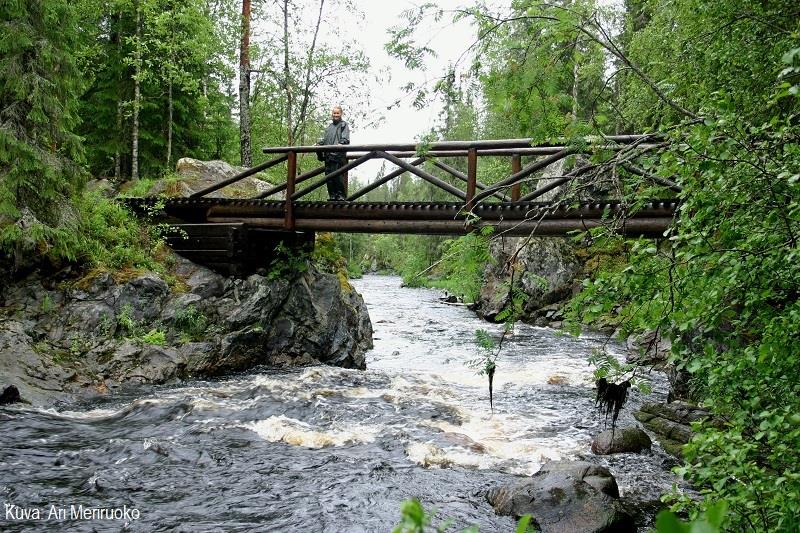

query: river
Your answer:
[0,275,678,531]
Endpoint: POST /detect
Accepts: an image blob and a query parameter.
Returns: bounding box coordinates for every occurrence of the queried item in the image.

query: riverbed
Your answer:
[0,275,677,531]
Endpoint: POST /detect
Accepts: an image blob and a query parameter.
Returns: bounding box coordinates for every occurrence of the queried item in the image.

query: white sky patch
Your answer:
[251,0,623,181]
[320,0,499,179]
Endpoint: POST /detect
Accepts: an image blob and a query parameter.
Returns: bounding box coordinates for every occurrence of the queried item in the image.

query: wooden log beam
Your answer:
[255,165,325,199]
[291,151,376,200]
[430,160,510,201]
[284,151,296,229]
[347,158,425,200]
[206,216,672,237]
[511,155,522,201]
[190,154,288,198]
[262,134,661,154]
[344,144,663,158]
[472,148,578,204]
[376,151,466,200]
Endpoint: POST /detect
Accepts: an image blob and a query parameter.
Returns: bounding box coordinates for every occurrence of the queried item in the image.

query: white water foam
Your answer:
[244,415,379,449]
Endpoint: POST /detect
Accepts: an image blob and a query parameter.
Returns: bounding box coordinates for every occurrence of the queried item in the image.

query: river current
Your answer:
[1,275,678,532]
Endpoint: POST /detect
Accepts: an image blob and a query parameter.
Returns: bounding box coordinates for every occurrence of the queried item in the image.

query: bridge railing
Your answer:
[189,135,676,230]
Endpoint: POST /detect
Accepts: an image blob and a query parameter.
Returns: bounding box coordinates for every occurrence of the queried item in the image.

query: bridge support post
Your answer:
[511,154,521,201]
[285,150,296,230]
[466,147,477,210]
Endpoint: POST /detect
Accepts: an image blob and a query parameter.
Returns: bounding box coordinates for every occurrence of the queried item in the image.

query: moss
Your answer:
[71,266,111,291]
[337,269,353,294]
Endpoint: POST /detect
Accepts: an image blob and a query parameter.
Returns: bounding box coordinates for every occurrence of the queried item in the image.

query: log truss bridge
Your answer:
[125,135,679,274]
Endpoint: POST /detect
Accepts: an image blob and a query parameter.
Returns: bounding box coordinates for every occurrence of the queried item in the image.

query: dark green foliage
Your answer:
[560,1,800,528]
[76,0,238,179]
[174,305,208,341]
[75,191,164,270]
[267,241,310,280]
[426,231,493,303]
[0,0,86,262]
[656,501,727,532]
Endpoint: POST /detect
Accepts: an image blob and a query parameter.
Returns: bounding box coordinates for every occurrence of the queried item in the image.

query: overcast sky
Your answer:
[278,0,621,180]
[344,0,481,144]
[309,0,492,178]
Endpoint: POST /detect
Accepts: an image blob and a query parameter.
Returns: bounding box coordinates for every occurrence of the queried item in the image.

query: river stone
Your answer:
[0,385,21,405]
[633,402,716,458]
[591,427,652,455]
[487,460,634,532]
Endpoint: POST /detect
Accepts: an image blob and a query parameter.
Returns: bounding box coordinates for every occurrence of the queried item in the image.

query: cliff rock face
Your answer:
[474,236,580,322]
[0,258,372,406]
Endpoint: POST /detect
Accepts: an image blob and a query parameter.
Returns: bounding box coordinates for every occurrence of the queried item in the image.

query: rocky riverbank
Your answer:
[0,257,372,407]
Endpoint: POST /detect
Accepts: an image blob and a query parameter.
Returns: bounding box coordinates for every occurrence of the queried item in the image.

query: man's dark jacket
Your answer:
[319,120,350,163]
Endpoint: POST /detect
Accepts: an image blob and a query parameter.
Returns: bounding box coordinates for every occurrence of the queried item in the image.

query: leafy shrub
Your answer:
[427,231,492,303]
[140,328,166,346]
[174,305,208,341]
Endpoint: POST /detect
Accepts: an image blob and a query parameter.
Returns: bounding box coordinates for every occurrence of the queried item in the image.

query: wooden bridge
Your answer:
[124,136,679,274]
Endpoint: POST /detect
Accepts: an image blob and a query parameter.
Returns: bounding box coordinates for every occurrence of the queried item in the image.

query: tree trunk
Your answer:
[115,100,123,179]
[167,76,173,168]
[293,0,325,144]
[283,0,293,145]
[239,0,252,167]
[112,12,122,180]
[131,7,142,180]
[572,37,579,125]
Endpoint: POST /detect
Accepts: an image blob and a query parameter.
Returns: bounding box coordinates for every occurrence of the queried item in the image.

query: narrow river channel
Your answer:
[1,275,678,532]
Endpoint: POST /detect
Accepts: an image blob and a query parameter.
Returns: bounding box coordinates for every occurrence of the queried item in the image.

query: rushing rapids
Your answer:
[0,275,679,531]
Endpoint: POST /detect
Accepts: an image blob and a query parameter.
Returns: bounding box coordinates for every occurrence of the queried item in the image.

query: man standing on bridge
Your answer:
[319,105,350,201]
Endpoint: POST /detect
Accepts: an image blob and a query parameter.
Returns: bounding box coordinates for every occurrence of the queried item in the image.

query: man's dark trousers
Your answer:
[325,154,347,200]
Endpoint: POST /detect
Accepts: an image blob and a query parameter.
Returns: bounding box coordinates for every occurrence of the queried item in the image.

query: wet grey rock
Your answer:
[633,402,716,458]
[487,460,634,532]
[122,346,183,383]
[63,301,115,333]
[591,427,652,455]
[221,275,289,330]
[626,330,672,365]
[184,263,228,299]
[0,320,71,405]
[0,257,372,406]
[114,273,170,321]
[0,385,21,405]
[160,293,203,324]
[475,237,580,321]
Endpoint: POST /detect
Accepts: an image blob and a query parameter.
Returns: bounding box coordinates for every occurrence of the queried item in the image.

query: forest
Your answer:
[1,0,799,530]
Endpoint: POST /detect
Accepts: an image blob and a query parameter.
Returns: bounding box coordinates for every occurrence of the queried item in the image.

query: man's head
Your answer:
[331,106,343,124]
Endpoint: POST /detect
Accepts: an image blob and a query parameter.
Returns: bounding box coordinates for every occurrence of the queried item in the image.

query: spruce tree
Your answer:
[0,0,85,264]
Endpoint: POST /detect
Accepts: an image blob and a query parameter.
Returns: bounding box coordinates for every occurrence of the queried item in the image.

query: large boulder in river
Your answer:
[487,460,635,532]
[0,256,372,406]
[145,158,278,198]
[475,236,580,321]
[591,427,652,455]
